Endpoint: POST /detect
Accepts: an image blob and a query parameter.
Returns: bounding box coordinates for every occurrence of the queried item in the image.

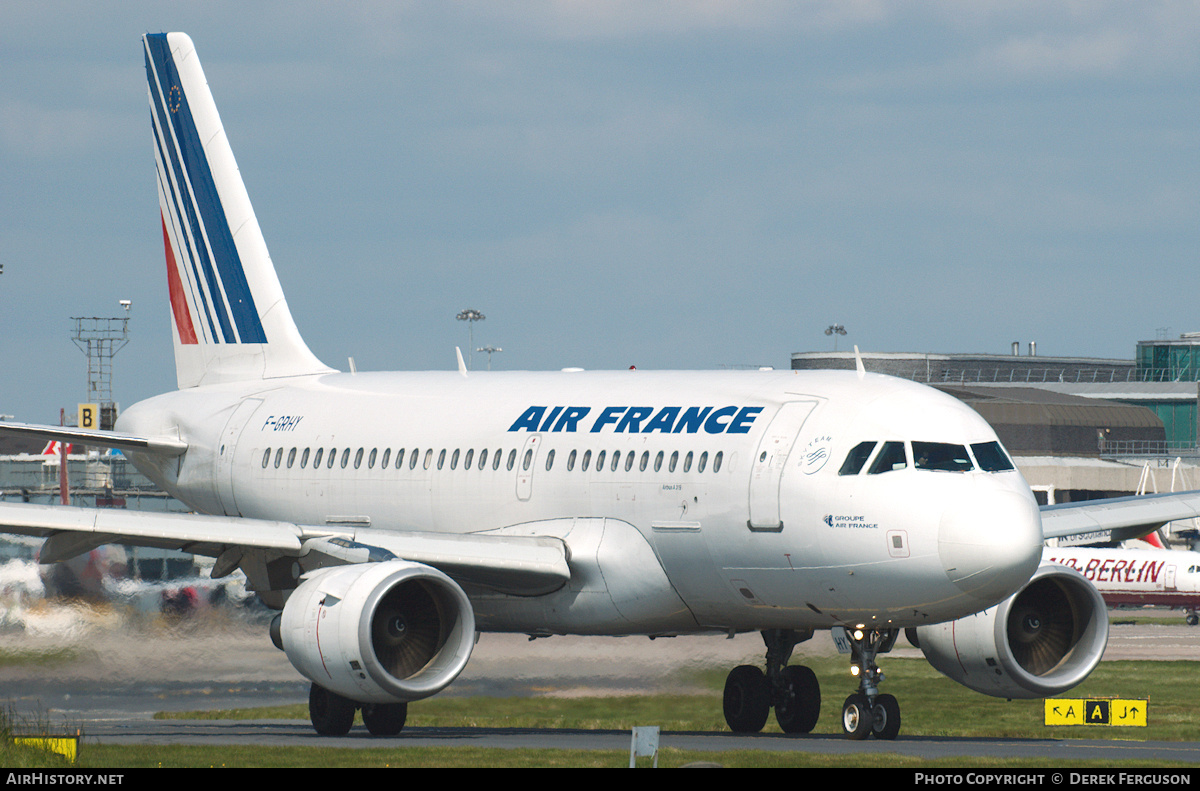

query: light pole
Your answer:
[456,309,485,369]
[476,346,502,371]
[825,324,847,352]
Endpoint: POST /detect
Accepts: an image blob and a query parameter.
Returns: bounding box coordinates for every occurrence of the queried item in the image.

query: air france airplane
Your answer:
[4,32,1200,740]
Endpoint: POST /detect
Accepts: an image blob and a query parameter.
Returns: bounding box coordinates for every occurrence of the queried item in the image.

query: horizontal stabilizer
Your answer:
[0,422,188,457]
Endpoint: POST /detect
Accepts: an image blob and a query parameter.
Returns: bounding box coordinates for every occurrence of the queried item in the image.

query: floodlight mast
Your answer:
[476,345,502,371]
[71,300,131,430]
[825,323,847,352]
[456,309,485,369]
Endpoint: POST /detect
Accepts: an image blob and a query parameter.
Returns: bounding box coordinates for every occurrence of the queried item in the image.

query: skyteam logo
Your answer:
[508,405,764,434]
[801,435,833,475]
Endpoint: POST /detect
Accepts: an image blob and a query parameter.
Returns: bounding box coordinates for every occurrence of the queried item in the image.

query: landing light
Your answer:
[850,665,860,677]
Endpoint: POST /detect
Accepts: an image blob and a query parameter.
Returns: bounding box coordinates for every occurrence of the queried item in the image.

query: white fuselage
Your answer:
[117,369,1044,635]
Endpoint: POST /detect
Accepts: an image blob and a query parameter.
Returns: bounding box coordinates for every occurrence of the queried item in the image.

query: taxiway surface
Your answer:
[2,608,1198,762]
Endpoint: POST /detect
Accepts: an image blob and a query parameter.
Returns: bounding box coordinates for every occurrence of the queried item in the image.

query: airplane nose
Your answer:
[939,489,1042,604]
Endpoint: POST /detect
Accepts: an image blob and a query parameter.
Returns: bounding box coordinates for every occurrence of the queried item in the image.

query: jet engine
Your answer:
[276,560,476,704]
[914,562,1108,699]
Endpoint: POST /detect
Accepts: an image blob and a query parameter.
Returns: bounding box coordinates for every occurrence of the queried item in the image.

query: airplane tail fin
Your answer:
[143,33,333,389]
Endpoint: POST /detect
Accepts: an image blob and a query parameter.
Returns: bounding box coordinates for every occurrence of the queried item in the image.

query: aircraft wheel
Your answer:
[871,693,901,740]
[1187,612,1198,626]
[723,665,770,733]
[309,683,355,736]
[362,702,408,736]
[841,693,872,740]
[775,665,821,734]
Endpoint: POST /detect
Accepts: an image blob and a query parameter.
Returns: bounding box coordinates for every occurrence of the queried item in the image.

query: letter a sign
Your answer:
[1045,698,1146,727]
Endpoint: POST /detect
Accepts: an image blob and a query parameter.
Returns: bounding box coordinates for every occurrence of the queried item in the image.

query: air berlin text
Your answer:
[1046,556,1164,585]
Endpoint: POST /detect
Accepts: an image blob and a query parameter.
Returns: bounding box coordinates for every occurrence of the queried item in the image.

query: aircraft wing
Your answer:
[1041,490,1200,544]
[0,502,570,596]
[0,421,187,456]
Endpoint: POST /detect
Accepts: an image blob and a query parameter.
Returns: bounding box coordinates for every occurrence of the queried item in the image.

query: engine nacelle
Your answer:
[915,562,1108,699]
[278,560,476,704]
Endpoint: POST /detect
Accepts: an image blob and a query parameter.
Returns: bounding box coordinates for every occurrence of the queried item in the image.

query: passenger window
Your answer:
[381,449,390,468]
[669,451,679,473]
[913,442,973,472]
[274,448,283,469]
[341,448,351,469]
[353,448,363,469]
[839,441,877,476]
[611,450,621,472]
[868,442,907,474]
[507,449,517,471]
[300,448,310,469]
[654,451,663,472]
[639,451,649,472]
[438,449,446,470]
[368,448,377,469]
[411,449,420,470]
[423,449,433,470]
[522,449,533,471]
[546,449,555,471]
[596,450,606,470]
[583,450,593,471]
[567,449,576,471]
[479,449,489,470]
[450,449,459,470]
[713,451,723,473]
[314,447,324,468]
[464,449,474,469]
[262,449,270,469]
[493,449,503,470]
[287,448,296,468]
[328,448,337,469]
[698,451,708,473]
[683,451,693,473]
[971,441,1015,472]
[624,451,634,472]
[394,448,404,469]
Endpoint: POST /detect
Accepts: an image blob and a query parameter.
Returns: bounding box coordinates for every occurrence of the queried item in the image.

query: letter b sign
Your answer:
[78,403,99,430]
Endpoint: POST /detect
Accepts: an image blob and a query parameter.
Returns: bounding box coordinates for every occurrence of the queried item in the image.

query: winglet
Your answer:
[854,345,866,378]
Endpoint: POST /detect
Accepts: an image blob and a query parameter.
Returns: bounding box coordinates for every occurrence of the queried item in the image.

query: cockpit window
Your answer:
[971,441,1015,472]
[867,441,907,474]
[912,442,973,472]
[839,441,877,476]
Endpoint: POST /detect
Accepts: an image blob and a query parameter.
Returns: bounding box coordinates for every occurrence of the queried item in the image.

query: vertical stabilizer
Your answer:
[144,33,333,388]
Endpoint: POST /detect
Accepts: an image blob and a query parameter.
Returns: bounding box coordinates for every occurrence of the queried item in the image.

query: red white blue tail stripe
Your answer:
[144,33,266,345]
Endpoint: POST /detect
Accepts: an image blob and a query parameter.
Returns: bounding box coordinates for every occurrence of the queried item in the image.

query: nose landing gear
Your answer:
[722,629,821,734]
[840,627,901,740]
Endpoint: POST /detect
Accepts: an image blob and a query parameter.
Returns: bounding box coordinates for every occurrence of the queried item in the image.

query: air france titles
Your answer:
[507,406,764,435]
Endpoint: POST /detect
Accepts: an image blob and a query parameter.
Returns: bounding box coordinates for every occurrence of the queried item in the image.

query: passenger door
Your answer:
[747,401,817,530]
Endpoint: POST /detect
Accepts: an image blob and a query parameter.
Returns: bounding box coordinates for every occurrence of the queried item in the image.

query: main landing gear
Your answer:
[722,629,821,734]
[840,627,900,741]
[721,627,902,740]
[308,683,408,736]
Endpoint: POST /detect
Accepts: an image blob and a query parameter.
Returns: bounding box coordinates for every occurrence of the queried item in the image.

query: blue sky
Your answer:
[2,2,1199,422]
